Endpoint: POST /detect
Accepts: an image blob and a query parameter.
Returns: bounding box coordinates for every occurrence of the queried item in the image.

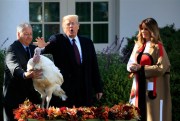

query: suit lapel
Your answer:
[62,34,77,64]
[29,44,35,58]
[16,41,34,60]
[78,36,87,64]
[14,41,30,63]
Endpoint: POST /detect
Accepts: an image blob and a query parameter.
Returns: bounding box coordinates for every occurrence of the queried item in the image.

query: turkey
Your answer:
[27,47,67,109]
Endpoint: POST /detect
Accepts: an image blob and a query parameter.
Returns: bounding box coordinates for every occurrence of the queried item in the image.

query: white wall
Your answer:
[0,0,29,49]
[119,0,180,42]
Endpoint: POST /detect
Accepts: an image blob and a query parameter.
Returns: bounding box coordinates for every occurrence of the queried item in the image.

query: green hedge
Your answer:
[96,53,131,107]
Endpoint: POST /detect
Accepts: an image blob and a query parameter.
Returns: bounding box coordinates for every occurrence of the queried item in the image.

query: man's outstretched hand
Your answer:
[33,37,50,48]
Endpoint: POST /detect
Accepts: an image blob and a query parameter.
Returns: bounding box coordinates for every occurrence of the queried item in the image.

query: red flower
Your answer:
[14,99,140,121]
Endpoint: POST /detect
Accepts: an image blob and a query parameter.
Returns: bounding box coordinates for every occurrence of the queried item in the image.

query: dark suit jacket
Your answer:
[43,34,103,107]
[2,40,40,108]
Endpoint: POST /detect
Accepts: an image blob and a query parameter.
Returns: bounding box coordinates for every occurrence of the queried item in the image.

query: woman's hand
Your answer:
[130,63,141,72]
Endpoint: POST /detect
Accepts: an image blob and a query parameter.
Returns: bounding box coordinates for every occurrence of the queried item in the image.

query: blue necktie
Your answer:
[72,39,80,64]
[26,47,30,59]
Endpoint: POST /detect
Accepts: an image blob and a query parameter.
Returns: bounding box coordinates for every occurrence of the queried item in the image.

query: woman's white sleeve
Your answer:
[127,44,138,72]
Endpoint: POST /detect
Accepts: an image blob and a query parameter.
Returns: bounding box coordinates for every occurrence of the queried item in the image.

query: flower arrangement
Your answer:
[13,99,140,121]
[108,103,140,120]
[13,99,45,120]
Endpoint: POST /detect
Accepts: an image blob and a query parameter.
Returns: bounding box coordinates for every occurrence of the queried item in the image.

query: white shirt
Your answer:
[69,36,82,63]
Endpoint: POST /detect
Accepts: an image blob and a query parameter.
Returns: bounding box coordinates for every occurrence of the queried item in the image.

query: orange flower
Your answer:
[14,99,140,121]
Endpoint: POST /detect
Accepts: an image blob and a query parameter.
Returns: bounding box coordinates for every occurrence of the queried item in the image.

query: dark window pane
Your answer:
[78,24,91,39]
[44,24,60,41]
[76,2,91,22]
[30,2,42,22]
[44,2,60,22]
[93,24,108,43]
[31,24,42,42]
[93,2,108,21]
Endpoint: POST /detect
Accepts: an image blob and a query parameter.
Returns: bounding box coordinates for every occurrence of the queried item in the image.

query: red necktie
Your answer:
[72,39,80,64]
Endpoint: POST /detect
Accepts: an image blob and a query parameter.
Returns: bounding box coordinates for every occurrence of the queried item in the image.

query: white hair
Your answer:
[17,22,32,33]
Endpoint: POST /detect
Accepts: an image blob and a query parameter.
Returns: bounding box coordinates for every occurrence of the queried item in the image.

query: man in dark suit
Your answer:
[2,23,41,121]
[35,14,103,107]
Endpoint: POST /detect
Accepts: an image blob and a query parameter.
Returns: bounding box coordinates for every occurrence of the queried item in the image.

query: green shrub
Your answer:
[96,53,132,107]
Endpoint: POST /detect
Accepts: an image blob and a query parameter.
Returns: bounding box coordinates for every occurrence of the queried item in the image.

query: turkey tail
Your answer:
[61,95,68,101]
[53,85,67,101]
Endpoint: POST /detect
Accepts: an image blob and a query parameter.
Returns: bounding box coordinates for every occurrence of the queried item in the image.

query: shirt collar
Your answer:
[68,36,79,44]
[21,43,29,49]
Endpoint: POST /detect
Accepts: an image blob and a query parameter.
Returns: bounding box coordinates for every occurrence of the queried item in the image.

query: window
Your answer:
[29,0,113,46]
[29,1,60,41]
[76,1,108,43]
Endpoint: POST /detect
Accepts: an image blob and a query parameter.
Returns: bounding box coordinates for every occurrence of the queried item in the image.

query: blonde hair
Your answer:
[62,15,79,25]
[137,18,162,46]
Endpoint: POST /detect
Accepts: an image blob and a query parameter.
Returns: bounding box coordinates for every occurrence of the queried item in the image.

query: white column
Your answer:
[160,100,163,121]
[0,0,29,49]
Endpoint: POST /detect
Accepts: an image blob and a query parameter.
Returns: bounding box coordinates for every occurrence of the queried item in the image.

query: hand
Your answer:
[24,69,42,79]
[130,63,141,72]
[33,37,50,48]
[96,93,103,100]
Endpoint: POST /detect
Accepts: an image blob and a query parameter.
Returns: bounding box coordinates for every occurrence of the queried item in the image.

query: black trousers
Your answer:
[3,104,17,121]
